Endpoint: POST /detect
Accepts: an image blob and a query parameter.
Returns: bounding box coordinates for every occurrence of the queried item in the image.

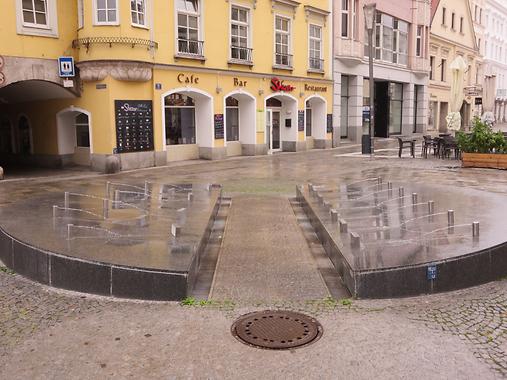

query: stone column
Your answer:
[402,83,415,136]
[348,75,364,144]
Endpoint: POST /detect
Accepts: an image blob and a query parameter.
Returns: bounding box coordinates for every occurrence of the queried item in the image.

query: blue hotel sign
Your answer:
[427,265,437,281]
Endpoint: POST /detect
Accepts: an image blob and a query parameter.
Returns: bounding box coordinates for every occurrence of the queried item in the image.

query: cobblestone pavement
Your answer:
[1,142,507,378]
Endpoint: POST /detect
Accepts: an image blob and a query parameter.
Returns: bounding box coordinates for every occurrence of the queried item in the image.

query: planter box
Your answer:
[462,152,507,169]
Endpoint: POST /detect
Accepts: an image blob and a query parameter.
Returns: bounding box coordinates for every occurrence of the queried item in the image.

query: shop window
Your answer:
[131,0,146,27]
[75,113,90,148]
[340,76,349,138]
[164,94,196,145]
[309,25,323,71]
[305,101,312,137]
[95,0,118,24]
[275,16,291,67]
[177,0,202,56]
[266,98,282,107]
[231,6,251,62]
[389,83,403,135]
[225,97,239,142]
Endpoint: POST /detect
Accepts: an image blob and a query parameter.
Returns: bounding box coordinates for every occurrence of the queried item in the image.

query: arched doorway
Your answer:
[264,93,298,153]
[224,91,256,156]
[56,108,92,166]
[305,95,327,149]
[162,88,213,161]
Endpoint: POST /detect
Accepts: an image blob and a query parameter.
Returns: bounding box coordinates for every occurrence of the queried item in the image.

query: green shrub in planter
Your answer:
[456,117,506,154]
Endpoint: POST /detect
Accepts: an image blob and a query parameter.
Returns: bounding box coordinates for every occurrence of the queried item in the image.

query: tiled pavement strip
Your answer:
[1,141,507,378]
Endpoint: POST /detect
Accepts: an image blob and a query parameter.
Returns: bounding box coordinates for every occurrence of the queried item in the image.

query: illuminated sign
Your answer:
[270,77,295,92]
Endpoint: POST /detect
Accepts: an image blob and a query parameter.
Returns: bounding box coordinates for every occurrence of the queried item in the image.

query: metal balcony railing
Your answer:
[309,57,324,71]
[177,39,204,56]
[230,46,253,62]
[275,52,293,67]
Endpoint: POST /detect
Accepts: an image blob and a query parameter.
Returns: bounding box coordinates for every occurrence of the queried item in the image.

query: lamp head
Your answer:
[364,3,377,31]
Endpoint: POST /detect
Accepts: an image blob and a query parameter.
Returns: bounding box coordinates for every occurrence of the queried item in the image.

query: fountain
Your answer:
[298,177,507,298]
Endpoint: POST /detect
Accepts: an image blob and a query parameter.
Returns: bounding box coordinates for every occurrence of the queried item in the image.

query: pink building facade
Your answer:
[333,0,431,144]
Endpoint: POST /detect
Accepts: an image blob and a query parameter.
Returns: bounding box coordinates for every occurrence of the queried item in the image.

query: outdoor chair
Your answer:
[421,135,438,158]
[440,136,459,160]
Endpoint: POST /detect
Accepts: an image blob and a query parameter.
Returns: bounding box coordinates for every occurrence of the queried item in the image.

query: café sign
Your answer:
[270,77,295,92]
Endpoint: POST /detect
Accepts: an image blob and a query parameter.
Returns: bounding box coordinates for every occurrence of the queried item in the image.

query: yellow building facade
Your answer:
[0,0,333,172]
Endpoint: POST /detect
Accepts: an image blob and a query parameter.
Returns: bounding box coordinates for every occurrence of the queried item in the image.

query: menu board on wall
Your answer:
[115,100,154,153]
[214,114,224,139]
[327,114,333,133]
[298,110,305,132]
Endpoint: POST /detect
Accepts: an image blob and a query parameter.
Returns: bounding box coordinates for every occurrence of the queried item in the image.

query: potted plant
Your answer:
[456,117,507,169]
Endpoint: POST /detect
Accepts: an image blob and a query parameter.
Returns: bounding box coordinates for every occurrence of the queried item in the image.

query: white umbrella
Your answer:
[446,56,467,132]
[482,74,496,126]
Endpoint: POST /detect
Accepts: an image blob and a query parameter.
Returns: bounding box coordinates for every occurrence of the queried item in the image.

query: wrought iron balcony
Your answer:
[177,39,204,57]
[274,53,293,68]
[230,46,253,63]
[309,57,324,71]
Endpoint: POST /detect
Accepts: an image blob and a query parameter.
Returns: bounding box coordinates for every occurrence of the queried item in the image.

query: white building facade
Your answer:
[482,0,507,123]
[333,0,431,144]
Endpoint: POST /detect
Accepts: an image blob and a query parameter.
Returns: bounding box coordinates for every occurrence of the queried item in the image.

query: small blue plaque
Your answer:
[58,56,75,78]
[427,265,437,281]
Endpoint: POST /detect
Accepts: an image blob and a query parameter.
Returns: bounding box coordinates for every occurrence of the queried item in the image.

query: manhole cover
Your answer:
[231,310,323,350]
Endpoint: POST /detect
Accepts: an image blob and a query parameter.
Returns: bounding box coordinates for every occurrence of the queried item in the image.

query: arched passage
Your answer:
[223,90,256,156]
[162,88,214,161]
[56,107,92,166]
[305,95,327,149]
[264,93,298,153]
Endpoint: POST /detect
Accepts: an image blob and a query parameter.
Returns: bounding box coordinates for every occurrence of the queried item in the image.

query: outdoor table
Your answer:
[396,136,416,158]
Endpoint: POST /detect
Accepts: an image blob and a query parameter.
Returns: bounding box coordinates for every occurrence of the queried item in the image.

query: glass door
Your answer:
[265,109,272,152]
[272,111,281,150]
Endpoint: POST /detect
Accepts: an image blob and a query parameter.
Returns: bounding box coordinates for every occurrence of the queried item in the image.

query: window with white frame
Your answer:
[341,0,349,37]
[275,16,291,66]
[371,13,408,66]
[22,0,49,27]
[131,0,146,26]
[177,0,202,55]
[96,0,118,24]
[309,24,323,70]
[77,0,84,28]
[231,6,251,61]
[16,0,58,36]
[416,25,423,57]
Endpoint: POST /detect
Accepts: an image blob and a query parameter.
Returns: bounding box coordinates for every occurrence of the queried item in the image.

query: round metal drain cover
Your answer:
[231,310,323,350]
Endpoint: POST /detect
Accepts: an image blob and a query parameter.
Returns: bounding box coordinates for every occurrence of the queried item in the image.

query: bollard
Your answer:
[188,192,194,202]
[387,181,393,191]
[103,199,109,219]
[377,177,382,186]
[106,181,111,198]
[399,187,404,198]
[472,221,480,238]
[447,210,455,226]
[114,189,120,202]
[339,219,348,233]
[323,200,331,211]
[428,200,434,214]
[330,209,338,223]
[171,223,181,237]
[64,192,70,208]
[144,181,150,196]
[350,232,360,248]
[53,205,58,219]
[317,193,324,205]
[67,224,73,240]
[177,208,187,226]
[412,193,418,205]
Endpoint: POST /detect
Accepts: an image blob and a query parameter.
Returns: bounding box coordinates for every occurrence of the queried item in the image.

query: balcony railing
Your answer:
[411,56,430,73]
[274,52,293,68]
[309,57,324,71]
[230,46,253,63]
[177,39,204,57]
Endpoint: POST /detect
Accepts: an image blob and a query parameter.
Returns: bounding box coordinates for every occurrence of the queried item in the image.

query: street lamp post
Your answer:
[363,3,376,156]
